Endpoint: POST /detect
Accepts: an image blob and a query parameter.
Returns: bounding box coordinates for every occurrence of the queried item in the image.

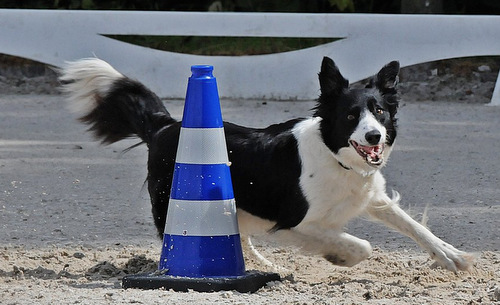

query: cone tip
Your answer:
[191,65,214,78]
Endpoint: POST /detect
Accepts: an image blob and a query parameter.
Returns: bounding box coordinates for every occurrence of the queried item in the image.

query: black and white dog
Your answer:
[59,57,473,272]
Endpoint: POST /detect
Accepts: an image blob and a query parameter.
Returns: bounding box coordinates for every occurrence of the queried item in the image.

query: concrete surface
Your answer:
[0,95,498,252]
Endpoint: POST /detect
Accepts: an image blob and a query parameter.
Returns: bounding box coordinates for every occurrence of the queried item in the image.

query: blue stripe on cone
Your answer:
[170,163,234,201]
[159,233,245,277]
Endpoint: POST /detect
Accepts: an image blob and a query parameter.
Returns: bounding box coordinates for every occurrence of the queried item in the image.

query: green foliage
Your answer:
[328,0,355,12]
[105,35,339,56]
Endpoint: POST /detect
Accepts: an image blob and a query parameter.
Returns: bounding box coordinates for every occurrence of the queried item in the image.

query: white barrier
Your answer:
[0,9,499,104]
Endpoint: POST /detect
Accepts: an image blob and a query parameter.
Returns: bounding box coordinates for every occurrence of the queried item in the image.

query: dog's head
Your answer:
[314,56,400,176]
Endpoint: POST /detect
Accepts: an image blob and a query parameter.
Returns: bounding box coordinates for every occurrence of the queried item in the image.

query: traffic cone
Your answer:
[122,65,280,293]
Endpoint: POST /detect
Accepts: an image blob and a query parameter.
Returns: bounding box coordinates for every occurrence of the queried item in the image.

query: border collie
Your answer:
[59,57,473,272]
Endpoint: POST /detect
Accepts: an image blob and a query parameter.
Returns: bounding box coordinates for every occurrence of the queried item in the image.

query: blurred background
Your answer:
[0,0,499,101]
[1,0,500,14]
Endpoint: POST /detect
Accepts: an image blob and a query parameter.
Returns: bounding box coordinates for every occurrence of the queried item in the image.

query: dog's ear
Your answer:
[319,57,349,97]
[373,61,400,118]
[374,61,400,94]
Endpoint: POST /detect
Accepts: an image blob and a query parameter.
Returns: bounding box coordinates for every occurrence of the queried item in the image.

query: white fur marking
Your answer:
[292,118,385,229]
[59,58,123,116]
[350,109,386,146]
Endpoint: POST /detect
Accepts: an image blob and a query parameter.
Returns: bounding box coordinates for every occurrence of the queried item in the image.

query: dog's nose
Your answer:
[365,130,382,145]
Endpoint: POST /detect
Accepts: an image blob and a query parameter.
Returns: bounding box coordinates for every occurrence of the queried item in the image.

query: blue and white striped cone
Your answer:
[159,65,244,277]
[122,65,279,293]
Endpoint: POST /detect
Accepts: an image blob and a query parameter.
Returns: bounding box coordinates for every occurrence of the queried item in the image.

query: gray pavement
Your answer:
[0,95,498,252]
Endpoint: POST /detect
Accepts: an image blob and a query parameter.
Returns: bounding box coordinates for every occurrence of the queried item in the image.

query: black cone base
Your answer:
[122,270,280,293]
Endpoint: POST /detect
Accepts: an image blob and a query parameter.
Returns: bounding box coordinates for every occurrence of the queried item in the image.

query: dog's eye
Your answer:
[376,108,384,115]
[347,114,356,120]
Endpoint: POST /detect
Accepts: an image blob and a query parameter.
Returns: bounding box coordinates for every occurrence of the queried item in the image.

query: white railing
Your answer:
[1,9,499,104]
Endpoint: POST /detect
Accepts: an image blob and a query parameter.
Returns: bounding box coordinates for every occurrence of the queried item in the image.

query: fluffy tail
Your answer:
[59,58,176,145]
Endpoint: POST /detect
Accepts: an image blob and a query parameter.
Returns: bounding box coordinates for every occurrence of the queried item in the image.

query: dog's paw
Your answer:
[323,239,372,267]
[429,243,475,272]
[324,254,350,266]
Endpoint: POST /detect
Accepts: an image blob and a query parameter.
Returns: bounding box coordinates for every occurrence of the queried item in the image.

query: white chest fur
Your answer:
[292,118,387,229]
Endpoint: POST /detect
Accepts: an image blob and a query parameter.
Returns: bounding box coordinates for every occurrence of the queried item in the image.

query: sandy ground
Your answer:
[1,94,499,304]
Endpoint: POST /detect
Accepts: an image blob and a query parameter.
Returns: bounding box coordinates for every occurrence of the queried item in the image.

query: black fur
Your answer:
[147,120,310,236]
[70,56,399,238]
[81,79,176,144]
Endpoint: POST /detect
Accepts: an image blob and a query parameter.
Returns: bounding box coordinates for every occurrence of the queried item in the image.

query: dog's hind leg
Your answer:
[277,226,373,267]
[368,192,475,272]
[240,235,290,274]
[237,210,290,273]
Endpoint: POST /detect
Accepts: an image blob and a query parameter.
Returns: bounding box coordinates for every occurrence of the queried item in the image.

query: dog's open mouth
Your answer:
[350,140,384,166]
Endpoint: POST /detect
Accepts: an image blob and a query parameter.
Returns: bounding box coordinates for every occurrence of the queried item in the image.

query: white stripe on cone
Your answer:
[175,127,229,164]
[164,199,239,236]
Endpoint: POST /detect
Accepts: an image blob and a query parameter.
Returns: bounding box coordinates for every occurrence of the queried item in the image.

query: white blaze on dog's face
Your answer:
[315,57,400,176]
[337,100,391,175]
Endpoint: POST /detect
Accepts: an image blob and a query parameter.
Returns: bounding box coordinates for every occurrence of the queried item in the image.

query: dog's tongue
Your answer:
[361,145,381,158]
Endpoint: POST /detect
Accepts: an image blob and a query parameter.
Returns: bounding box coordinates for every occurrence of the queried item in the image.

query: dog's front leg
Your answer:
[368,193,474,272]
